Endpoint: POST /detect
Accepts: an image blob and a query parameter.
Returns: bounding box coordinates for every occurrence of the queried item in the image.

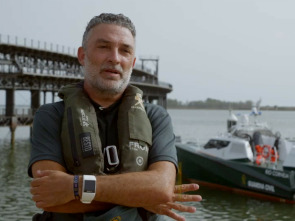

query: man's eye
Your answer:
[122,48,132,54]
[98,45,108,49]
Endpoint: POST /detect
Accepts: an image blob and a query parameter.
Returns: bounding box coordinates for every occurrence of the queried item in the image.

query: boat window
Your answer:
[204,139,230,149]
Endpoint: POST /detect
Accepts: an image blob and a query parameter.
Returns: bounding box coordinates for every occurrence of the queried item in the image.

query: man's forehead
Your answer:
[90,23,135,41]
[95,38,134,49]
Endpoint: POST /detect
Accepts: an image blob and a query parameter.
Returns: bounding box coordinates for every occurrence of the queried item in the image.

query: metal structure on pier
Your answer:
[0,37,172,144]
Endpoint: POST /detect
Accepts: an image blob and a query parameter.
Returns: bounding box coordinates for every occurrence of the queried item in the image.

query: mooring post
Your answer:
[6,89,16,147]
[10,116,17,147]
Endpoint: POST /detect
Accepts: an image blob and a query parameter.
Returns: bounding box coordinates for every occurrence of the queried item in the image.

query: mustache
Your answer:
[100,64,123,74]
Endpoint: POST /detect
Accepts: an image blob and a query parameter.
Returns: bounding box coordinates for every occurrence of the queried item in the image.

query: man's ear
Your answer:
[132,57,136,68]
[77,47,85,66]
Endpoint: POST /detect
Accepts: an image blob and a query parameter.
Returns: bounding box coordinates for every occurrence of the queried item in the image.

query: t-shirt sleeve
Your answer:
[145,104,178,170]
[28,102,66,177]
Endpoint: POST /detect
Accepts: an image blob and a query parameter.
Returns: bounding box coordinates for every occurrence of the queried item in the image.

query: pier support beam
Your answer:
[145,95,167,108]
[6,89,17,147]
[43,91,47,104]
[10,116,17,147]
[30,89,40,140]
[5,89,15,116]
[52,91,55,103]
[31,90,40,114]
[143,95,149,103]
[158,96,167,109]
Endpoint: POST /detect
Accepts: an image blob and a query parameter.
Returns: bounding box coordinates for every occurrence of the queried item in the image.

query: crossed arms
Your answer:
[30,160,202,221]
[30,104,202,220]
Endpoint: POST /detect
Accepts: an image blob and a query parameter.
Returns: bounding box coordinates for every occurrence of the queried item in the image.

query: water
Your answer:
[0,140,41,220]
[0,109,295,220]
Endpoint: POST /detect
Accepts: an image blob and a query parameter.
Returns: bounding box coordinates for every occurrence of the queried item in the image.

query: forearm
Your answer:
[31,161,176,209]
[43,200,114,213]
[94,162,176,207]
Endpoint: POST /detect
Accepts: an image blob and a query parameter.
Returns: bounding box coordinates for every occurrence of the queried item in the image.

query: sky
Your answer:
[0,0,294,106]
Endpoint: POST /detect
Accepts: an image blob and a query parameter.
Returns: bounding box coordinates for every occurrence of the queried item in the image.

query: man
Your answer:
[29,13,202,221]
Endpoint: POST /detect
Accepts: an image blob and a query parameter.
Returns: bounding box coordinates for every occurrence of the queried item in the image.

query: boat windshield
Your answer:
[204,139,230,149]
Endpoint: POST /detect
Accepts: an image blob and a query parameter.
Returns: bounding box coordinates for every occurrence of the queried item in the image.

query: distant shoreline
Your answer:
[167,98,295,111]
[167,107,295,111]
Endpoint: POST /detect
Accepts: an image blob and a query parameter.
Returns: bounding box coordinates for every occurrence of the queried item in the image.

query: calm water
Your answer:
[0,109,295,220]
[0,140,42,220]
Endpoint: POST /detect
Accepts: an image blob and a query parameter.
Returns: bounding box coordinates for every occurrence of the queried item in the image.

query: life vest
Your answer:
[261,144,279,163]
[255,144,279,165]
[58,82,152,175]
[255,145,265,165]
[271,148,279,163]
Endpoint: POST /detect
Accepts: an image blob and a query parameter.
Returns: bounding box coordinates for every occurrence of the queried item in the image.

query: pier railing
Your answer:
[0,107,34,126]
[0,34,77,56]
[0,34,162,76]
[0,107,34,116]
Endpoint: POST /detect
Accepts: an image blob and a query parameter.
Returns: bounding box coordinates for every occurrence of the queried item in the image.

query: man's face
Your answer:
[79,23,136,95]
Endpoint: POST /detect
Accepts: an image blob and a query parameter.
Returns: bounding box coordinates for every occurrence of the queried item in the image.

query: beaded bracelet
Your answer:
[73,175,80,200]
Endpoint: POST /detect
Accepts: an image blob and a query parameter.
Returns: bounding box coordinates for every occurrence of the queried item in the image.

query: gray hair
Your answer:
[82,13,136,48]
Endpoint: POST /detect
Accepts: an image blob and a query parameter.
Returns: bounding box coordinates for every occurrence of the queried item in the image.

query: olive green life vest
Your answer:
[58,82,152,175]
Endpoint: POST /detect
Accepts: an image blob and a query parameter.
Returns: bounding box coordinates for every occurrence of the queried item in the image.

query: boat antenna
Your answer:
[251,98,262,116]
[256,98,261,113]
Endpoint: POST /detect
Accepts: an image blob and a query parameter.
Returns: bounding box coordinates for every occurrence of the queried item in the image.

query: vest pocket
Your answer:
[120,140,149,173]
[63,107,105,175]
[128,108,152,146]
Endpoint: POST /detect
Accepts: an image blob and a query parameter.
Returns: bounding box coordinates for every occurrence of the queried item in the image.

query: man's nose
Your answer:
[107,49,120,63]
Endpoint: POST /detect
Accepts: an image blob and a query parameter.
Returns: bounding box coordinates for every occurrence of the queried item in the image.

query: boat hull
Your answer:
[176,143,295,203]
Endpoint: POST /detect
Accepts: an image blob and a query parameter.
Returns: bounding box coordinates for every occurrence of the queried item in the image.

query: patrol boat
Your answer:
[176,102,295,203]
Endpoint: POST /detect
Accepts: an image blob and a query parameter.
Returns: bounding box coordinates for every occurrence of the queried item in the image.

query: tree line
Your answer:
[167,98,295,111]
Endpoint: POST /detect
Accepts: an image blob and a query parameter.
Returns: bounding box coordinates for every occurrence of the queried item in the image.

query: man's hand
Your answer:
[30,170,74,209]
[144,183,202,221]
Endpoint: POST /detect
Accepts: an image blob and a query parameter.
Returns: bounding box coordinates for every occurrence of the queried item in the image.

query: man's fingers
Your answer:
[173,193,202,202]
[30,175,48,188]
[158,205,185,221]
[30,178,40,187]
[30,186,37,194]
[35,169,55,178]
[31,170,59,187]
[35,200,47,209]
[167,202,196,213]
[174,183,199,194]
[162,209,186,221]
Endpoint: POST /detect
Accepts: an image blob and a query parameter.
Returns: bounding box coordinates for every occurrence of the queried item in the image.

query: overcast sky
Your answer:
[0,0,294,106]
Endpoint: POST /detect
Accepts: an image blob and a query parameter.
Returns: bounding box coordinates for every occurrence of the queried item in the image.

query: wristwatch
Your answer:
[81,175,96,204]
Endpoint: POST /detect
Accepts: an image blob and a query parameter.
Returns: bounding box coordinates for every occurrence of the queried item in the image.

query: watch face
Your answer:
[84,180,96,193]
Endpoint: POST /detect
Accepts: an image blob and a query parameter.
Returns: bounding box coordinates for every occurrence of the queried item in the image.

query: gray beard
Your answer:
[83,65,132,96]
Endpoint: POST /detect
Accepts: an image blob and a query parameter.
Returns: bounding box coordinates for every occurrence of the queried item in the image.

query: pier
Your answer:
[0,35,172,145]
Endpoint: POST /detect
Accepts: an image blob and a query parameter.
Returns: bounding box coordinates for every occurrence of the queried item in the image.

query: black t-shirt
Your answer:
[28,101,177,176]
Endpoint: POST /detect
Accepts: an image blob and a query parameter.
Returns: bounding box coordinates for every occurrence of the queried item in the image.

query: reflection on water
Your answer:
[0,140,41,221]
